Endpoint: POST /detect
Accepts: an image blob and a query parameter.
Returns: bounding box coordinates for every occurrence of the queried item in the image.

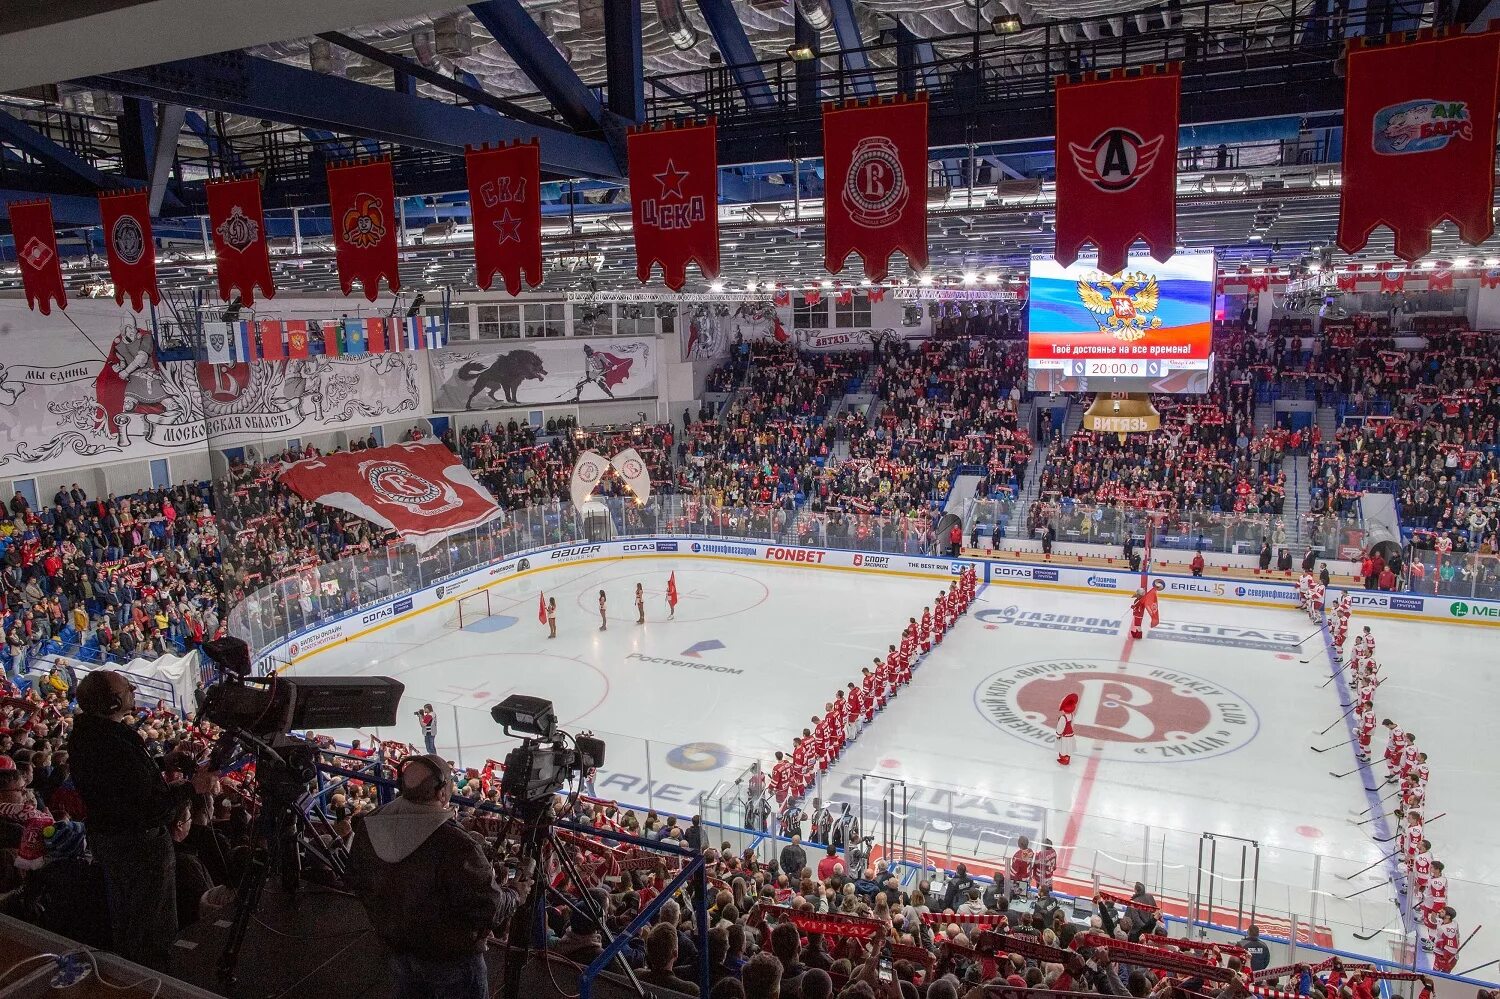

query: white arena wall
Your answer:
[254,539,1500,672]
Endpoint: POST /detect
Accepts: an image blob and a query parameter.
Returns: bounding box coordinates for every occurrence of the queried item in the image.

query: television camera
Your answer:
[195,636,404,984]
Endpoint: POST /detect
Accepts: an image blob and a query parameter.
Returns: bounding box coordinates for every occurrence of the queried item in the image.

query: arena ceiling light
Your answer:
[991,14,1023,33]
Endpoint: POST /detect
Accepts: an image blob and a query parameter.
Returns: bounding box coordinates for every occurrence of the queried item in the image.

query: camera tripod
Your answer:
[216,737,344,985]
[500,798,648,999]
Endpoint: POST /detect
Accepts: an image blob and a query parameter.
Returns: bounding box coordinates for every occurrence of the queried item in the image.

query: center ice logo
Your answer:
[974,658,1258,762]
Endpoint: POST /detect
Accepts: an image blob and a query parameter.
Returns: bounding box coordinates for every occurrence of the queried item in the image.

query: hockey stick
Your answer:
[1352,784,1404,816]
[1329,765,1368,779]
[1319,658,1352,688]
[1338,850,1399,880]
[1339,677,1386,711]
[1318,702,1360,736]
[1310,738,1353,753]
[1351,914,1401,940]
[1455,950,1496,979]
[1373,811,1445,844]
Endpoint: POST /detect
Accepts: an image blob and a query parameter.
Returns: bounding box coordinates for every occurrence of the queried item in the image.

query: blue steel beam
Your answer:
[894,21,938,94]
[150,104,188,216]
[0,109,110,189]
[467,1,606,133]
[695,0,776,111]
[828,0,877,98]
[604,0,645,122]
[83,54,621,179]
[183,111,246,172]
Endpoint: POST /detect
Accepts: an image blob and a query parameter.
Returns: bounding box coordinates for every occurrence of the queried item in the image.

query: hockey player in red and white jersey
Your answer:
[1055,692,1079,766]
[1397,809,1425,865]
[1403,752,1430,798]
[933,591,947,645]
[1382,723,1409,783]
[845,682,865,738]
[1310,580,1326,620]
[900,626,917,669]
[888,644,910,689]
[1430,906,1461,972]
[1399,738,1422,786]
[1354,652,1380,694]
[1359,625,1376,658]
[860,666,879,723]
[919,606,932,654]
[1356,703,1377,763]
[1332,614,1349,663]
[790,734,810,799]
[1297,572,1315,613]
[770,750,793,806]
[1408,840,1433,899]
[1033,838,1059,892]
[1422,862,1449,934]
[828,694,848,758]
[869,657,888,711]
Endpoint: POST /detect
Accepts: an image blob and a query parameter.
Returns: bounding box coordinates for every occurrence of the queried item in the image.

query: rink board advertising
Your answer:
[1026,249,1215,394]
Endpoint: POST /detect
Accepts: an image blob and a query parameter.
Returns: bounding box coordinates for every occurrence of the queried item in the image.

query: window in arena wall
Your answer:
[795,294,829,329]
[617,304,658,337]
[429,304,467,341]
[834,293,871,329]
[477,304,521,340]
[573,302,613,336]
[524,302,565,338]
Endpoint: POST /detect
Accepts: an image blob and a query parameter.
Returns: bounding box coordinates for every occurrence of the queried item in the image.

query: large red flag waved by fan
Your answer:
[327,158,402,300]
[1054,64,1180,274]
[628,119,719,291]
[539,592,548,625]
[205,176,275,305]
[98,189,160,312]
[8,200,67,315]
[822,94,930,282]
[467,141,543,296]
[278,442,501,552]
[1337,28,1500,261]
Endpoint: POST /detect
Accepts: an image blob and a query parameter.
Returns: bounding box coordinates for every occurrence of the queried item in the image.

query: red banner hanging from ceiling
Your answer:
[205,175,276,305]
[327,157,402,300]
[822,94,930,282]
[466,141,543,296]
[1054,64,1180,274]
[627,118,719,292]
[97,189,159,312]
[8,200,67,315]
[1338,28,1500,261]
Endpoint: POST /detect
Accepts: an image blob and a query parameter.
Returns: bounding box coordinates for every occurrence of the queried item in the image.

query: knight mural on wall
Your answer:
[0,305,425,472]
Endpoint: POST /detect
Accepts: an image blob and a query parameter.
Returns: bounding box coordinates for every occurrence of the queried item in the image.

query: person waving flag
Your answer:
[666,572,678,619]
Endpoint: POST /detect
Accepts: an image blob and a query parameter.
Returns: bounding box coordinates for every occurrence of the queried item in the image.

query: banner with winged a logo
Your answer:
[326,158,402,301]
[1054,64,1180,274]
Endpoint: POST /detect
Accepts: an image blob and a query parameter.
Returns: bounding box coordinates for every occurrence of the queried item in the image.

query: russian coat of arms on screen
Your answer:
[1076,272,1163,341]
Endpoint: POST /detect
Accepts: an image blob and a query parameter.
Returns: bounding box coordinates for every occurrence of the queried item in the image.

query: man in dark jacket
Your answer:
[68,670,214,969]
[778,834,807,881]
[348,754,522,999]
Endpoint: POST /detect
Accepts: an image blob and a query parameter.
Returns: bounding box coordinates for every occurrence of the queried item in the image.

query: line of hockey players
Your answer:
[752,567,979,835]
[1328,599,1463,975]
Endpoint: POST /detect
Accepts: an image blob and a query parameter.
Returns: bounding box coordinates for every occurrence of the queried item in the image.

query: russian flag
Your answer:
[233,321,256,363]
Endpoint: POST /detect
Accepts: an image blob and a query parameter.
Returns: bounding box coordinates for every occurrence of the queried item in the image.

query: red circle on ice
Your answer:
[1013,671,1213,744]
[1296,825,1322,838]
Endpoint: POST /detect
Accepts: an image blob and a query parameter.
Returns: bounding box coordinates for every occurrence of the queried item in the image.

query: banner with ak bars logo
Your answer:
[1054,64,1180,275]
[822,94,930,282]
[327,158,402,300]
[205,176,276,305]
[1337,28,1500,261]
[627,119,719,292]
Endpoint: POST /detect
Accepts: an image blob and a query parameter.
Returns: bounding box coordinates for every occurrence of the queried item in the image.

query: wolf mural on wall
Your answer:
[429,337,655,412]
[455,349,548,408]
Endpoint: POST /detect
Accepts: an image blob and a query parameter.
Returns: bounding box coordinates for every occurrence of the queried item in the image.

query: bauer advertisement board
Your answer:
[1027,248,1215,394]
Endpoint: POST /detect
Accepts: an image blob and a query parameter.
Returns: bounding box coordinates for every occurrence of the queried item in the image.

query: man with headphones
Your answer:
[348,753,524,999]
[67,669,216,969]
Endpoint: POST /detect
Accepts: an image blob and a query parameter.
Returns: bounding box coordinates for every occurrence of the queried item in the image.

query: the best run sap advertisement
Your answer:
[1026,248,1216,394]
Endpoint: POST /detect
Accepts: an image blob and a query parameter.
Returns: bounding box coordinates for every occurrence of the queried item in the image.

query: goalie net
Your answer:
[446,590,492,630]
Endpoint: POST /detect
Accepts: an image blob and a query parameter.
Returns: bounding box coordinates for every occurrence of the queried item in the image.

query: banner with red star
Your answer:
[627,119,720,292]
[466,141,543,296]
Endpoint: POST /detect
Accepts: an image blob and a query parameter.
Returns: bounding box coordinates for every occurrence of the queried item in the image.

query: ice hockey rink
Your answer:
[288,555,1500,961]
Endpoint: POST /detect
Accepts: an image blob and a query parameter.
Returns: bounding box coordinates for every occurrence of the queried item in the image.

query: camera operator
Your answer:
[67,670,217,970]
[348,754,530,999]
[415,703,437,755]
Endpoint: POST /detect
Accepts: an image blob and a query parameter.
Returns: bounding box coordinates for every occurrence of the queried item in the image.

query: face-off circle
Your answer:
[974,658,1258,762]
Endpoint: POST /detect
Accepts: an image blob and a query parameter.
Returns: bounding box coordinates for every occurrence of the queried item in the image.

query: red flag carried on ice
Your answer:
[667,572,679,611]
[539,592,548,625]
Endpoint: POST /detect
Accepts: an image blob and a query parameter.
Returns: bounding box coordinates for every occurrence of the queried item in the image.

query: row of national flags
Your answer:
[205,316,447,365]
